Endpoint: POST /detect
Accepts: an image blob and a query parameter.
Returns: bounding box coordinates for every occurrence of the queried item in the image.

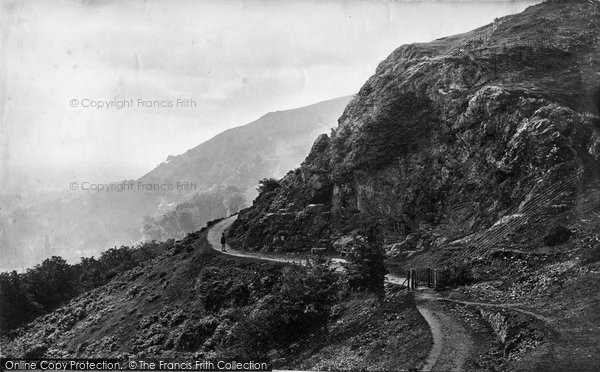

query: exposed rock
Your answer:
[479,309,545,360]
[229,0,600,253]
[332,233,367,255]
[384,233,423,257]
[147,293,160,303]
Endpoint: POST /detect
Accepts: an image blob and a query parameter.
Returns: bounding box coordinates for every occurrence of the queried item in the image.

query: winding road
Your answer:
[207,216,477,371]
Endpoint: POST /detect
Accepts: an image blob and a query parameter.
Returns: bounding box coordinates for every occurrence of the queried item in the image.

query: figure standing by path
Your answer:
[220,232,227,252]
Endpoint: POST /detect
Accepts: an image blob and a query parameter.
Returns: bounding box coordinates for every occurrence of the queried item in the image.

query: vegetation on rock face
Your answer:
[256,178,282,194]
[229,0,600,255]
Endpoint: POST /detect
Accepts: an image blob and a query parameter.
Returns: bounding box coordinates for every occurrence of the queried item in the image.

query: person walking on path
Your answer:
[220,233,227,252]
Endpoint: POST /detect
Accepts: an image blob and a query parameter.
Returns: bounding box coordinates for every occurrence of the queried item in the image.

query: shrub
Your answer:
[226,257,340,356]
[197,267,255,312]
[445,263,476,287]
[256,178,281,194]
[99,246,137,278]
[23,256,78,311]
[581,235,600,265]
[543,225,573,246]
[343,227,387,301]
[175,316,219,351]
[77,256,105,292]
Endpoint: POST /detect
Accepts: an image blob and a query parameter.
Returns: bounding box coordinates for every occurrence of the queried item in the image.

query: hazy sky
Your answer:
[1,0,539,193]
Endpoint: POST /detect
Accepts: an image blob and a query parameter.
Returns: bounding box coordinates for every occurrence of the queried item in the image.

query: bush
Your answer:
[445,263,476,287]
[343,227,387,301]
[226,257,340,356]
[77,256,105,292]
[175,316,219,351]
[256,178,281,194]
[23,256,78,311]
[543,225,573,246]
[197,266,261,312]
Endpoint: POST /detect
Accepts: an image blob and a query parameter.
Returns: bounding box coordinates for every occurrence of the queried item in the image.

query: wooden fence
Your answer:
[404,268,448,290]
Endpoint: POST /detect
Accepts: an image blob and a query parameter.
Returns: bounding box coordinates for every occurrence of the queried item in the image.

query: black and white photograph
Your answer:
[1,0,600,370]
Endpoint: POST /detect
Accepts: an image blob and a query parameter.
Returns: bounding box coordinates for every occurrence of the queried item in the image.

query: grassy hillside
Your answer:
[0,225,431,370]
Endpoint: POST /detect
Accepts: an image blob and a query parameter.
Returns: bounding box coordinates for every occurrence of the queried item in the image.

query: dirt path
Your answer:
[208,216,402,281]
[207,217,295,263]
[415,290,474,371]
[207,216,474,371]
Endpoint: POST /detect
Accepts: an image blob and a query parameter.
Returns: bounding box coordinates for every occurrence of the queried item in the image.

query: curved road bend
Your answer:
[208,216,474,371]
[416,291,473,371]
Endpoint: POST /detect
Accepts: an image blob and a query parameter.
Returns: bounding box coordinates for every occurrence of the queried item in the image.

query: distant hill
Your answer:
[1,97,351,270]
[139,96,352,193]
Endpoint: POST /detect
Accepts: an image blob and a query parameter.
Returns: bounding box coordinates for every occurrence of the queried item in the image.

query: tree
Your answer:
[229,257,340,356]
[0,271,42,333]
[0,242,164,333]
[343,226,387,301]
[24,256,78,311]
[99,247,136,278]
[77,256,105,291]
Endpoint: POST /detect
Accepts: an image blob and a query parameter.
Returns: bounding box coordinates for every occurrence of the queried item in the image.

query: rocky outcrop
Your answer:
[229,0,600,253]
[228,135,335,252]
[479,309,546,360]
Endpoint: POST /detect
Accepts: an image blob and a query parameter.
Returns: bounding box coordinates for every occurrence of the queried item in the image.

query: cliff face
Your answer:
[229,0,600,253]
